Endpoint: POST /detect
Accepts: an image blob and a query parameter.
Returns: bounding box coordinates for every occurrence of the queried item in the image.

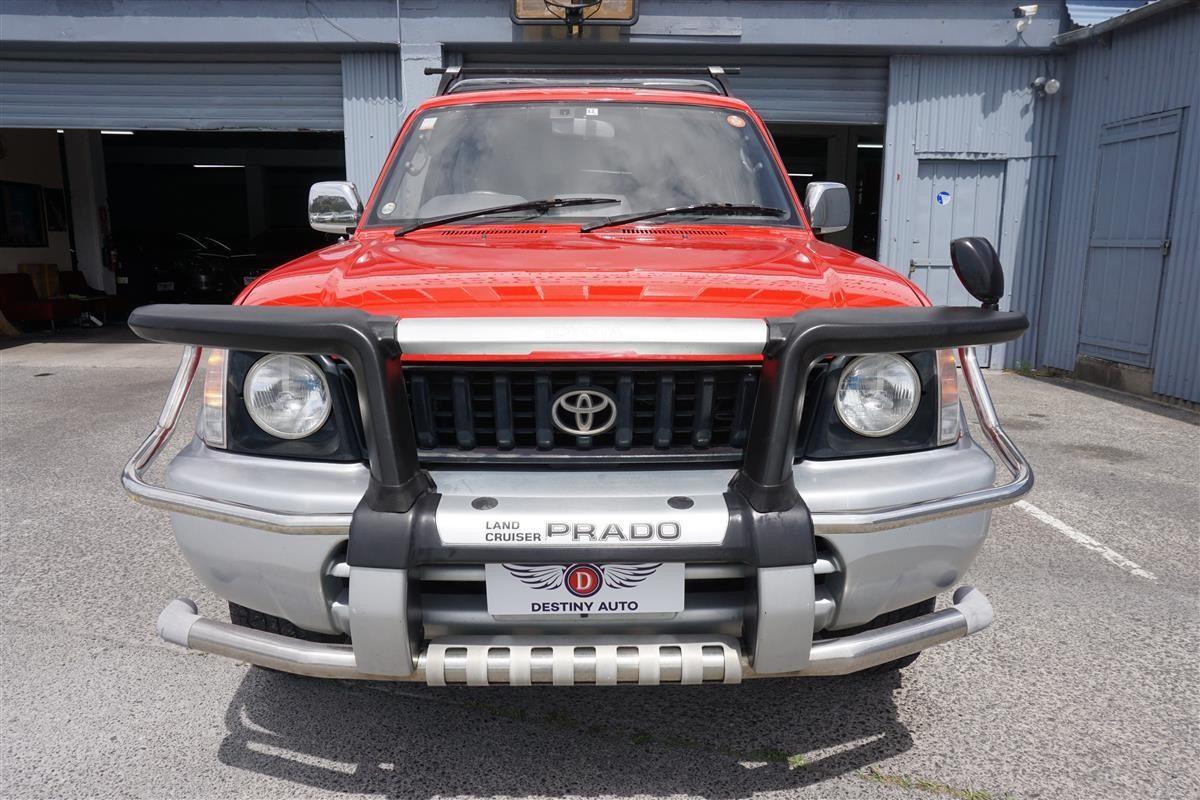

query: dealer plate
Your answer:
[484,563,684,616]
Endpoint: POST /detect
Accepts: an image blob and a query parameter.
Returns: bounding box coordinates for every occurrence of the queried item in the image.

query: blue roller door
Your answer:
[0,58,344,131]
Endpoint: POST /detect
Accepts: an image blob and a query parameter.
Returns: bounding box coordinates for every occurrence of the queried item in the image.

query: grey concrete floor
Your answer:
[1,333,1197,800]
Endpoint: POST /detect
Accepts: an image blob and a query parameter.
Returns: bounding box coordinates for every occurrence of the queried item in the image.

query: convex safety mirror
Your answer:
[950,236,1006,310]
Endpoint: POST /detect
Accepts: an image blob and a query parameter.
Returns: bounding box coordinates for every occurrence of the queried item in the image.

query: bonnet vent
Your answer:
[439,228,550,236]
[609,227,729,237]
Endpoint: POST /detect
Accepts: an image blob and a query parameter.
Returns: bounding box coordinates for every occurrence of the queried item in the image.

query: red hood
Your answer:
[239,225,926,318]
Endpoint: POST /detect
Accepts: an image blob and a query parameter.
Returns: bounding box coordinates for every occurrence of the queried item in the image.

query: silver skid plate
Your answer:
[424,635,743,686]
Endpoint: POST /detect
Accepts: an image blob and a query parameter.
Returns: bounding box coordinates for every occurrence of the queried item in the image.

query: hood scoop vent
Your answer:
[439,228,549,237]
[608,227,729,237]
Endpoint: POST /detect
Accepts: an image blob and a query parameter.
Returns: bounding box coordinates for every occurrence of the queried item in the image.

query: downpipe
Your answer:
[155,586,994,684]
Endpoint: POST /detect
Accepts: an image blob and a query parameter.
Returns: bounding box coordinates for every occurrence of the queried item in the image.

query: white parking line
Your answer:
[1015,500,1157,580]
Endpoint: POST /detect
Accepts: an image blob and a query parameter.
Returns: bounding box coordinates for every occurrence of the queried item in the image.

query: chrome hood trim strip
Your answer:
[395,316,769,356]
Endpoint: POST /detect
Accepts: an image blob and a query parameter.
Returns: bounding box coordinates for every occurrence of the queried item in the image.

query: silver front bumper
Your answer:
[157,585,993,685]
[162,444,996,639]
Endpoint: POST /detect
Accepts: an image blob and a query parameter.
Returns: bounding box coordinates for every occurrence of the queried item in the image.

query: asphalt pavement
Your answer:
[1,329,1197,800]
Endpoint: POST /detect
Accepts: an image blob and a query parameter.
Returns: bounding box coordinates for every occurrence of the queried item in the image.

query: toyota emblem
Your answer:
[552,387,617,436]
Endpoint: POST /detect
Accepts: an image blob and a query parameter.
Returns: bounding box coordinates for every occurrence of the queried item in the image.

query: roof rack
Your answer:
[424,65,739,97]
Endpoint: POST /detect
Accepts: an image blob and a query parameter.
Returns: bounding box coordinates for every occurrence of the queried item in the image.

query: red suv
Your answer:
[128,69,1031,686]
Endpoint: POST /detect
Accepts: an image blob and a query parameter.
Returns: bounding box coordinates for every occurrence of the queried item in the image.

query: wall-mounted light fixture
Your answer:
[1031,76,1062,97]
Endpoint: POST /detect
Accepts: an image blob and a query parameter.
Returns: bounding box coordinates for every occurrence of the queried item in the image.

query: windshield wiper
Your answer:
[579,203,787,233]
[394,197,619,237]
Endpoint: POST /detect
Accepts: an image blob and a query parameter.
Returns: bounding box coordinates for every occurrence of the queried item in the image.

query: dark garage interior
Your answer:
[102,130,344,304]
[767,124,884,259]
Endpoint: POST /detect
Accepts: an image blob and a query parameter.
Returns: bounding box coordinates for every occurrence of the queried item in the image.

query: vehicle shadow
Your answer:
[217,667,912,797]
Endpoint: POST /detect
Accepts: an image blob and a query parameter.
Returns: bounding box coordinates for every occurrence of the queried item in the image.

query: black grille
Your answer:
[404,365,759,464]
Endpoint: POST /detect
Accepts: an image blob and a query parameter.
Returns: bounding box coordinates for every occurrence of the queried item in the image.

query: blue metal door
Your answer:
[908,159,1007,365]
[908,160,1007,305]
[1078,111,1183,367]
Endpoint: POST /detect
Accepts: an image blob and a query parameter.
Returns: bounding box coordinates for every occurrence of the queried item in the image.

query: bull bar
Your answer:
[127,304,1030,681]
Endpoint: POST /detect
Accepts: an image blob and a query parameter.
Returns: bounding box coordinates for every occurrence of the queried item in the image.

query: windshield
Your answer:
[365,101,798,229]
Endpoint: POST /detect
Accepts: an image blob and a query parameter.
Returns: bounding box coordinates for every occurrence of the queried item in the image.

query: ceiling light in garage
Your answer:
[788,173,814,178]
[857,143,883,149]
[100,130,134,135]
[193,164,245,169]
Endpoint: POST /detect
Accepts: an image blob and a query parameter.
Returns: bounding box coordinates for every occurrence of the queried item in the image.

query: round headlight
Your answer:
[835,354,921,437]
[243,354,331,439]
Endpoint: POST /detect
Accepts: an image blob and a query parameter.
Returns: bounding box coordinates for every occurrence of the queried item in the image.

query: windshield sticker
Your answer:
[380,201,396,215]
[726,114,746,128]
[419,116,438,131]
[936,191,952,206]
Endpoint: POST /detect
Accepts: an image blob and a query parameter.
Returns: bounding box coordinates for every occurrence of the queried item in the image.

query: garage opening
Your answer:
[768,124,885,259]
[0,125,347,328]
[0,57,348,326]
[103,131,345,304]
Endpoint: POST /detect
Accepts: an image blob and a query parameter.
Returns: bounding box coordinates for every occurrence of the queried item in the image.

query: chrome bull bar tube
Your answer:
[789,586,993,676]
[155,585,993,683]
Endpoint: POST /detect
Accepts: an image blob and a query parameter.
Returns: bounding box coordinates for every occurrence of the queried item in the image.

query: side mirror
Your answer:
[950,237,1005,310]
[308,181,362,234]
[803,182,851,234]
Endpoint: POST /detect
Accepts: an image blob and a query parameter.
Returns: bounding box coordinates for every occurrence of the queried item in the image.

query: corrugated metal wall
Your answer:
[879,54,1061,367]
[0,58,344,131]
[1039,6,1199,401]
[458,51,889,125]
[341,52,404,198]
[730,56,888,124]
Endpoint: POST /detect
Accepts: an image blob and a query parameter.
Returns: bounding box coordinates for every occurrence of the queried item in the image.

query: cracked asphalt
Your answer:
[2,329,1197,800]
